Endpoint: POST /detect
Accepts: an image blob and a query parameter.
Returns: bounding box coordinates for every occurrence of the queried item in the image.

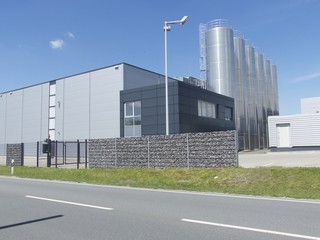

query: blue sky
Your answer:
[0,0,319,115]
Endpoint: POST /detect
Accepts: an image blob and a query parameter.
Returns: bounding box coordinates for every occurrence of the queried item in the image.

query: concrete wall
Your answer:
[89,131,237,168]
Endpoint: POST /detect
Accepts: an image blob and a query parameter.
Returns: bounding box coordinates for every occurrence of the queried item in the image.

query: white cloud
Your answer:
[293,72,320,83]
[67,32,75,38]
[50,39,64,49]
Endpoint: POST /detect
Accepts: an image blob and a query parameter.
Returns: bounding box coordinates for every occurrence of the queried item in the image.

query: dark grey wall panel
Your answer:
[123,64,165,90]
[120,81,235,137]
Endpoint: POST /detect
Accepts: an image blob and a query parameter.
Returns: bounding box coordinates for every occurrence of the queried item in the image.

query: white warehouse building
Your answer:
[0,63,235,146]
[268,97,320,151]
[0,63,166,144]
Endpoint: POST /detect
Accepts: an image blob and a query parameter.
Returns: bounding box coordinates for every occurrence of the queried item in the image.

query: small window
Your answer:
[198,100,216,118]
[49,118,55,129]
[49,84,56,95]
[201,102,207,116]
[134,101,141,116]
[49,95,56,107]
[49,107,56,118]
[48,130,55,141]
[125,102,133,117]
[225,107,233,121]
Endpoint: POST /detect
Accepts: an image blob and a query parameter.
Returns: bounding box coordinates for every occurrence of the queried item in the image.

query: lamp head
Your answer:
[180,16,188,25]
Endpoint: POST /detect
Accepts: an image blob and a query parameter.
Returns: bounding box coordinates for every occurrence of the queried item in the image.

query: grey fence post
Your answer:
[36,141,39,168]
[147,136,150,169]
[85,139,88,169]
[55,141,58,168]
[21,143,24,166]
[186,133,189,169]
[114,138,117,168]
[63,142,66,165]
[77,140,80,169]
[235,130,239,167]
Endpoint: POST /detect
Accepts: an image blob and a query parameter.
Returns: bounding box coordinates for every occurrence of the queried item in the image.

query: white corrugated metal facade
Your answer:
[0,63,165,144]
[268,97,320,149]
[268,114,320,148]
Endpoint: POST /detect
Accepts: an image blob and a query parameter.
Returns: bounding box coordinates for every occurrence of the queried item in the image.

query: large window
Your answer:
[198,100,216,118]
[124,101,141,137]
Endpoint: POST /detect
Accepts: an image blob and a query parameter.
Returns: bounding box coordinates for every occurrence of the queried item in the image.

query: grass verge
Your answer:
[1,166,320,199]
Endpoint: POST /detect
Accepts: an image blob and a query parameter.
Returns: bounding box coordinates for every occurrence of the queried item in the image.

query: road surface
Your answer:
[1,176,320,240]
[239,150,320,168]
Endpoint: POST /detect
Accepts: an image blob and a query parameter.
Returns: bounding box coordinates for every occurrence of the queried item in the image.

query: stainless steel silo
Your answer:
[271,64,279,115]
[245,44,258,150]
[263,58,272,148]
[264,58,272,117]
[234,33,248,150]
[200,19,279,150]
[205,19,236,98]
[255,52,266,149]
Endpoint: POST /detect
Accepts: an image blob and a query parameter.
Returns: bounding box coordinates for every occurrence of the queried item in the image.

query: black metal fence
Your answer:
[50,140,88,168]
[0,140,88,169]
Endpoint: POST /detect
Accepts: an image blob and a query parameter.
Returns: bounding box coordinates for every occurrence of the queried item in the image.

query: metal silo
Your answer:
[199,18,279,150]
[263,58,272,148]
[255,52,266,149]
[204,19,236,98]
[245,44,258,150]
[264,58,272,117]
[271,64,279,115]
[234,33,248,150]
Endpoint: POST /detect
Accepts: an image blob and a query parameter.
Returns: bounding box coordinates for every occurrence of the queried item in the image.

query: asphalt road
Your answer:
[1,176,320,240]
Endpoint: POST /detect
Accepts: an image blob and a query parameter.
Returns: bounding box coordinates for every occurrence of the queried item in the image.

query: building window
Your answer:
[124,101,141,137]
[198,100,216,118]
[48,81,56,140]
[225,107,233,121]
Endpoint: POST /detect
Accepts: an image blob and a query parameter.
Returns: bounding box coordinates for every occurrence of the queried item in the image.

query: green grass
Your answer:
[1,166,320,199]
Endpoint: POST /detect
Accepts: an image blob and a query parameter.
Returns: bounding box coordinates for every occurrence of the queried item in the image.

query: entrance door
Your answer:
[276,123,290,148]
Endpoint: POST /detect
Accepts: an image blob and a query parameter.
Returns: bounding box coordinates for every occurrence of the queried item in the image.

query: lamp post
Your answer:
[164,16,188,135]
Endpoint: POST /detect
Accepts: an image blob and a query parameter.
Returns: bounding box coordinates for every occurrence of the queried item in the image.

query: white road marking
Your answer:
[26,195,113,211]
[262,162,275,167]
[3,176,320,205]
[181,218,320,240]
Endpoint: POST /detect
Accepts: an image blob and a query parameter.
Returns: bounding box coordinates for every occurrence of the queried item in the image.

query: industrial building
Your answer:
[0,19,279,153]
[0,63,235,149]
[200,20,279,150]
[268,97,320,151]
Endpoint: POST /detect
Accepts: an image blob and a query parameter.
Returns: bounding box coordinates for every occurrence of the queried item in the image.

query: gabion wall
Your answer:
[6,143,23,166]
[89,131,237,168]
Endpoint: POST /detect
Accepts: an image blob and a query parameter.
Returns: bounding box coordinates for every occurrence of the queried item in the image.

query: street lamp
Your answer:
[164,15,188,135]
